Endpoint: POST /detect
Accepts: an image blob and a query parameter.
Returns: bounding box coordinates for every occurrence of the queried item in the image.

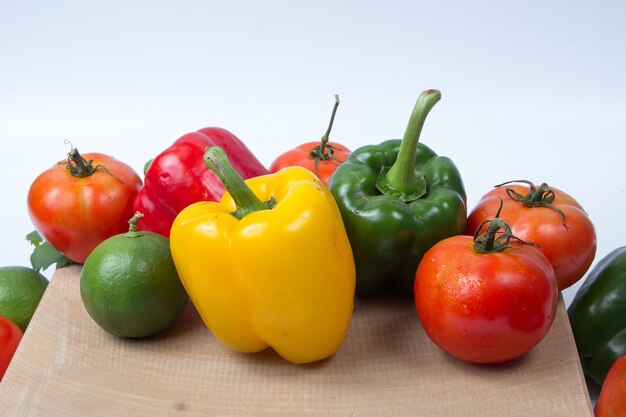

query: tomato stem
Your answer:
[66,147,97,178]
[495,180,567,226]
[473,198,538,254]
[64,141,123,183]
[309,95,344,177]
[318,94,340,157]
[204,146,275,220]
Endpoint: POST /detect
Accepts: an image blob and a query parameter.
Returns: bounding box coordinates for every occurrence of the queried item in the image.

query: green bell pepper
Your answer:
[568,246,626,386]
[327,90,466,296]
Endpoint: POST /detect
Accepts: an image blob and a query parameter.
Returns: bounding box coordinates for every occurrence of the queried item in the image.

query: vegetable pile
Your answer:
[1,88,621,409]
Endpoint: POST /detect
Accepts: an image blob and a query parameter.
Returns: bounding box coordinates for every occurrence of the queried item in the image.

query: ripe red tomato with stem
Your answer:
[466,180,596,290]
[0,316,22,381]
[27,143,142,263]
[414,201,558,364]
[269,95,351,184]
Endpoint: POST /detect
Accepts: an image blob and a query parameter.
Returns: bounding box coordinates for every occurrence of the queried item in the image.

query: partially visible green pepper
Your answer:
[328,90,466,296]
[568,246,626,386]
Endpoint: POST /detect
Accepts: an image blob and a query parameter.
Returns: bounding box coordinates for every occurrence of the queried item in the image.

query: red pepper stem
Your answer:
[385,89,441,194]
[204,146,269,219]
[318,94,340,157]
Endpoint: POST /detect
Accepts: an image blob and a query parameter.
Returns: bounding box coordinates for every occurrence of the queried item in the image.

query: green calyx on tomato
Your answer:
[64,141,122,183]
[472,198,537,254]
[495,180,566,226]
[308,95,344,176]
[268,96,351,185]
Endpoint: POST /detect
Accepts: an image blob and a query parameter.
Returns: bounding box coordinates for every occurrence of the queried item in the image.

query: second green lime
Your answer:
[80,214,188,338]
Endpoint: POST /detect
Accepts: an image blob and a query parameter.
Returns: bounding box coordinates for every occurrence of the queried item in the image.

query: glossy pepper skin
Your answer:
[170,147,355,364]
[568,247,626,386]
[134,127,268,237]
[328,90,466,296]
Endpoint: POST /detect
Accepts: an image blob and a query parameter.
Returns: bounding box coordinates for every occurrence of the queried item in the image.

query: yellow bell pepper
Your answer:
[170,146,356,364]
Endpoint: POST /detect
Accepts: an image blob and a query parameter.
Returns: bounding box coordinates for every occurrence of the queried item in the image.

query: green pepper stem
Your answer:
[204,146,270,219]
[385,90,441,194]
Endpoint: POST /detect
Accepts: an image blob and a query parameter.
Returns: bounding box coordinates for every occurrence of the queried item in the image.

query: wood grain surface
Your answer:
[0,265,593,416]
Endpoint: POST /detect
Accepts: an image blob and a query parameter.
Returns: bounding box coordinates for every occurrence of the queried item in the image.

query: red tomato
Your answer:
[27,147,142,263]
[466,181,596,290]
[595,355,626,417]
[0,316,23,381]
[270,141,351,184]
[269,95,350,184]
[414,233,558,364]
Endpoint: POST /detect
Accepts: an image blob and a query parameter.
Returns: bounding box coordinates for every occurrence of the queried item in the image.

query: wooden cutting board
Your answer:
[0,265,593,416]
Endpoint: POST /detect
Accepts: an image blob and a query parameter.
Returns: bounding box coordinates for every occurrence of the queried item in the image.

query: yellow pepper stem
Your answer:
[204,146,273,219]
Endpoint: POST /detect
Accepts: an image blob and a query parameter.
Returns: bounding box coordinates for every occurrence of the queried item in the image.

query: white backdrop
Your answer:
[1,0,625,310]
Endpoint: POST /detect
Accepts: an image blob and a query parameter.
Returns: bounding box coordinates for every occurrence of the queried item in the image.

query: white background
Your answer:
[1,2,624,323]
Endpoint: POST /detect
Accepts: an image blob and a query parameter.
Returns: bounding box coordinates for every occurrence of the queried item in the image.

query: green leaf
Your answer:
[26,231,74,272]
[26,230,44,247]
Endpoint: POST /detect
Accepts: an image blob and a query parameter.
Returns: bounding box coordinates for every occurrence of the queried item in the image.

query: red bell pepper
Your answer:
[595,355,626,417]
[134,127,268,237]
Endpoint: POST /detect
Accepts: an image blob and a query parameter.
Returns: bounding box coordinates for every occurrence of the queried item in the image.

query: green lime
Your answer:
[0,266,48,331]
[80,227,188,338]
